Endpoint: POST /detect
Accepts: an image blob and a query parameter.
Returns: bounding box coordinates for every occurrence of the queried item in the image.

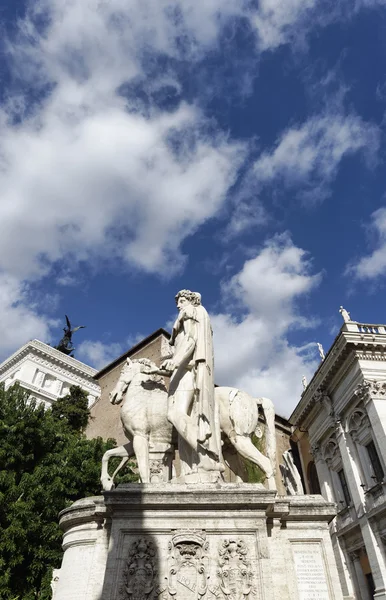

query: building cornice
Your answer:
[290,322,386,426]
[0,339,97,380]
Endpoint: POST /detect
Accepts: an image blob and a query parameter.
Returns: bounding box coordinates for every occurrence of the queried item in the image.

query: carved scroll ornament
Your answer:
[217,539,254,600]
[120,538,157,600]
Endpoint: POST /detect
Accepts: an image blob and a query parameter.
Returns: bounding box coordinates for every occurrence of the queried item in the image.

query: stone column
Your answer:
[349,551,372,600]
[335,422,365,510]
[312,445,335,502]
[330,535,356,600]
[54,496,109,600]
[360,520,386,599]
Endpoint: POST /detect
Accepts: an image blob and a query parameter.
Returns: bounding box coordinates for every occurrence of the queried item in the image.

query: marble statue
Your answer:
[160,290,223,479]
[317,343,325,360]
[100,357,277,490]
[55,315,86,356]
[101,358,173,487]
[339,306,351,323]
[280,450,304,495]
[302,375,307,391]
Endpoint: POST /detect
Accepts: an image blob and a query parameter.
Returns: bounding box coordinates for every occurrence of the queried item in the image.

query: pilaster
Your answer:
[349,551,372,600]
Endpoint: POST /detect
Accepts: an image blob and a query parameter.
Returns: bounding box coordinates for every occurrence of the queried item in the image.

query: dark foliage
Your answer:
[51,385,90,431]
[0,383,115,599]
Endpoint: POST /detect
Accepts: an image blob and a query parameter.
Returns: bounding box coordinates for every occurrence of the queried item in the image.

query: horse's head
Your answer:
[109,358,140,404]
[136,358,165,385]
[109,358,164,404]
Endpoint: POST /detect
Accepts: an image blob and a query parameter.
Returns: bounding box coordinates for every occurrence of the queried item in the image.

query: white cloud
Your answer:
[0,1,255,283]
[77,340,124,370]
[0,1,381,283]
[347,207,386,279]
[0,275,53,359]
[253,113,379,203]
[250,0,386,51]
[211,234,321,417]
[0,0,383,361]
[251,0,319,50]
[77,332,144,369]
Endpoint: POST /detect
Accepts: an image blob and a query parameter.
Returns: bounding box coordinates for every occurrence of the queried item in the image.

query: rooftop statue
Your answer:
[339,305,351,323]
[317,342,325,360]
[55,315,86,356]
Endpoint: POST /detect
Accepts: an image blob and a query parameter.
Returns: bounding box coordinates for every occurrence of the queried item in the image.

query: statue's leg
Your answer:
[259,397,277,474]
[101,442,133,491]
[230,434,276,490]
[133,434,150,483]
[167,377,197,450]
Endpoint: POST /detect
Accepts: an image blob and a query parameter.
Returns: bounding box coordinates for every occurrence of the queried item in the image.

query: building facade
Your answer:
[291,320,386,600]
[0,339,100,408]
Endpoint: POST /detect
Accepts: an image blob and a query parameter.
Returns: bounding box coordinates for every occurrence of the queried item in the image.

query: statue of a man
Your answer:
[161,290,223,478]
[339,306,351,323]
[317,342,325,360]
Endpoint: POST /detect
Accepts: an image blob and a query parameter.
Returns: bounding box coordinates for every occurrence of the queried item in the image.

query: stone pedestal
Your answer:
[54,485,344,600]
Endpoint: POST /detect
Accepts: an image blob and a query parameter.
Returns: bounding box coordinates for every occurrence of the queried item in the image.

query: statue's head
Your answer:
[175,289,201,307]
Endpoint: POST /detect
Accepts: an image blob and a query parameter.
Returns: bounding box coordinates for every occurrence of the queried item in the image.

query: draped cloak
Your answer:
[171,304,221,461]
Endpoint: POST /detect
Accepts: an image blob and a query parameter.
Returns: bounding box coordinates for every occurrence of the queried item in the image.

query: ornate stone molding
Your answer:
[354,380,386,404]
[310,444,323,462]
[346,409,371,443]
[120,538,157,600]
[30,353,100,391]
[322,437,341,470]
[217,539,254,600]
[167,531,209,600]
[0,340,97,378]
[312,388,335,417]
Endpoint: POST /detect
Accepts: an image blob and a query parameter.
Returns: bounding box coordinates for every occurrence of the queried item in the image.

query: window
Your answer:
[337,469,351,506]
[366,441,384,484]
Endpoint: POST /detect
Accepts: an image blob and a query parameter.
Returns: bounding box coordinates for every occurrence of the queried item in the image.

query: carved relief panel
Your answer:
[120,538,158,600]
[119,533,259,600]
[217,539,254,600]
[167,531,209,600]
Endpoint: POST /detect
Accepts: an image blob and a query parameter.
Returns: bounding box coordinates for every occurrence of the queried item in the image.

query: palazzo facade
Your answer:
[291,319,386,600]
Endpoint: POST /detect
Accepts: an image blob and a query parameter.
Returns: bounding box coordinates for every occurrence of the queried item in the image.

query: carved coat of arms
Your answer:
[168,531,209,600]
[217,540,253,600]
[120,538,157,600]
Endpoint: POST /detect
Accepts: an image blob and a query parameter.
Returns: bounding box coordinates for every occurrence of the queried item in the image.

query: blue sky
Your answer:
[0,0,386,416]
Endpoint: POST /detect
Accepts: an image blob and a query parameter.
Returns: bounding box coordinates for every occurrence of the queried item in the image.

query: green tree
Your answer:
[0,383,116,600]
[51,385,90,431]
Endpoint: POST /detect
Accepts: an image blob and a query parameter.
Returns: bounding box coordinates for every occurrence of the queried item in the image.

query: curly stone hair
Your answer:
[175,289,202,306]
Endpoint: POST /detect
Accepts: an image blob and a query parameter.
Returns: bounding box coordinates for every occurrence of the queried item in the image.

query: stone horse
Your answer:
[100,358,277,490]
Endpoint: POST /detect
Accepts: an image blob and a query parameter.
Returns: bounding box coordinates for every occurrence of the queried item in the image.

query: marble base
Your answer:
[54,484,344,600]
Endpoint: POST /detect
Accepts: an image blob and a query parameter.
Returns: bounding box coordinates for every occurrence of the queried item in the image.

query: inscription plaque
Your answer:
[292,544,330,600]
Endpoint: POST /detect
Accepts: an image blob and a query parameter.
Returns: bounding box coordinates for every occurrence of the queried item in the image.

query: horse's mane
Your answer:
[134,358,165,386]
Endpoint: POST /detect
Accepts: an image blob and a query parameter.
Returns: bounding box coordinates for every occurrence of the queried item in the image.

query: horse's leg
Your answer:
[222,443,245,483]
[259,397,277,474]
[230,434,276,490]
[133,434,150,483]
[100,442,133,491]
